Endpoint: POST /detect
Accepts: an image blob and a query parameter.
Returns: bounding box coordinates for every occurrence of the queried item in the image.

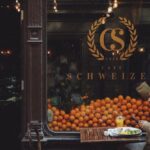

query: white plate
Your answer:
[108,127,142,137]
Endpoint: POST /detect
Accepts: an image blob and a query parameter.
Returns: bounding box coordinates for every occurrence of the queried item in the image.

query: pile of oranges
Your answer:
[48,95,150,131]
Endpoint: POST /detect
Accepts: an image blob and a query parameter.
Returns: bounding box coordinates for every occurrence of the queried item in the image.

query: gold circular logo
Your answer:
[87,17,138,61]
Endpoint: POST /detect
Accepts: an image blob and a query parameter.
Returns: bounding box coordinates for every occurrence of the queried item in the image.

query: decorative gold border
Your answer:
[87,17,106,61]
[119,17,138,60]
[87,17,138,61]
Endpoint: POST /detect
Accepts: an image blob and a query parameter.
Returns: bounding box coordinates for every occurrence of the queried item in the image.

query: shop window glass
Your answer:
[47,1,150,132]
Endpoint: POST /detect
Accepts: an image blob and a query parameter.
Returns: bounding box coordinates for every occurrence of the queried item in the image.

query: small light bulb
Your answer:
[139,47,145,52]
[106,13,110,17]
[108,6,113,13]
[102,18,106,24]
[113,2,118,8]
[53,6,57,9]
[54,9,58,12]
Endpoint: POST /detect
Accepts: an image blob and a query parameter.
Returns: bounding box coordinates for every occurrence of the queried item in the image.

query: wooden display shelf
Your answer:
[80,127,146,143]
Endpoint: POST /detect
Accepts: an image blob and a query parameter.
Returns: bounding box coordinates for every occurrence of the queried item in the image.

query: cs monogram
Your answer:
[87,17,138,61]
[100,28,125,53]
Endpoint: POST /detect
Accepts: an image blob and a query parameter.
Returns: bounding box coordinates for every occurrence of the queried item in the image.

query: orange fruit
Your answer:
[52,121,57,126]
[141,116,147,120]
[93,123,98,127]
[95,108,101,113]
[70,115,75,121]
[135,125,140,128]
[108,108,113,114]
[101,123,107,127]
[70,110,76,115]
[112,105,118,110]
[75,112,80,118]
[51,107,57,112]
[103,110,109,115]
[121,105,127,111]
[118,95,124,100]
[123,110,128,116]
[95,113,101,119]
[125,119,130,125]
[138,111,143,116]
[102,115,107,121]
[54,110,60,116]
[106,103,111,109]
[132,104,137,110]
[89,113,94,119]
[81,111,86,117]
[88,120,93,126]
[53,116,58,121]
[107,114,113,119]
[89,105,94,111]
[130,120,136,126]
[74,119,79,125]
[111,122,116,127]
[125,96,131,101]
[72,124,77,130]
[101,100,106,106]
[84,123,89,128]
[79,116,84,122]
[122,99,127,105]
[48,123,52,128]
[98,119,103,124]
[62,119,66,124]
[93,117,98,123]
[131,98,136,104]
[60,110,65,116]
[138,106,143,111]
[79,123,84,127]
[133,109,138,114]
[101,106,106,111]
[75,108,79,112]
[106,119,112,125]
[84,115,89,121]
[85,109,91,114]
[75,127,80,131]
[64,114,69,120]
[105,97,111,102]
[143,101,149,106]
[126,115,131,119]
[94,101,100,107]
[66,122,71,128]
[127,103,132,109]
[136,100,142,106]
[128,108,134,114]
[114,98,119,103]
[143,106,148,111]
[144,111,149,116]
[54,126,59,131]
[62,124,67,130]
[58,116,63,121]
[135,116,140,121]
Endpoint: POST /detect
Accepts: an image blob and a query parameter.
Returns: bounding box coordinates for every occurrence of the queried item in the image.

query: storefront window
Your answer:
[47,1,150,132]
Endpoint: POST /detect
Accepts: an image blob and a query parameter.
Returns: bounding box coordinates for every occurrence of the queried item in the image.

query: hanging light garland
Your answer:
[107,0,118,16]
[15,0,21,12]
[53,0,58,12]
[0,0,21,13]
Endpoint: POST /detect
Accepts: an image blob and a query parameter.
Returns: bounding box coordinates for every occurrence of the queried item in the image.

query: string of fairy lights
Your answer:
[52,0,118,14]
[53,0,58,12]
[0,0,21,12]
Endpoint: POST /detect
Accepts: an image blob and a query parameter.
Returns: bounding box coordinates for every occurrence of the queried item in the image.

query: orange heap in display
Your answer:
[48,95,150,131]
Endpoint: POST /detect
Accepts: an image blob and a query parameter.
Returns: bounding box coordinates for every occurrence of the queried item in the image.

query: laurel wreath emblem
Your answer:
[119,17,138,60]
[87,17,138,61]
[87,17,105,61]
